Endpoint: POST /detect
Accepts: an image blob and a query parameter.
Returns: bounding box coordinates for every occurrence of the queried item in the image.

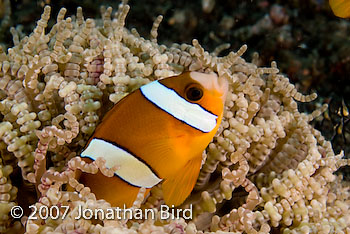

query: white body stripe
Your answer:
[81,138,162,188]
[140,81,217,133]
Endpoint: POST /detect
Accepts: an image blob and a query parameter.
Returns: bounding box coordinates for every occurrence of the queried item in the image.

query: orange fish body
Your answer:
[78,72,228,207]
[329,0,350,18]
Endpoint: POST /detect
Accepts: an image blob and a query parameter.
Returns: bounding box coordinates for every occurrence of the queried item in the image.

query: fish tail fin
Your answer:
[330,0,350,18]
[80,171,150,208]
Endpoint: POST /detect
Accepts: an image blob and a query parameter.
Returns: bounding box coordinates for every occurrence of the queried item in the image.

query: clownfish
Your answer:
[329,0,350,18]
[77,71,228,207]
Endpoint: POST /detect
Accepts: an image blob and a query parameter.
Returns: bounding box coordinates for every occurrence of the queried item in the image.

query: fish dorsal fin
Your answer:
[162,156,202,206]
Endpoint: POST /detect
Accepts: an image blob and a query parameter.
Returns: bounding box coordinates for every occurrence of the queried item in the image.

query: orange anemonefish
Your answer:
[329,0,350,18]
[77,71,228,207]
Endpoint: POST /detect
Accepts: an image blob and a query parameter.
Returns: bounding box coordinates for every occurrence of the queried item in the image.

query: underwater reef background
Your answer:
[0,0,350,233]
[2,0,349,159]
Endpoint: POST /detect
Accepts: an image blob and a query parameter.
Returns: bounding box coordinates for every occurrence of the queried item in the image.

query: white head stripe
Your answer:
[140,81,217,133]
[81,139,162,188]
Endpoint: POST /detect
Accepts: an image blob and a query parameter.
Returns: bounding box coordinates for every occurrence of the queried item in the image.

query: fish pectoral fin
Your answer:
[162,156,202,206]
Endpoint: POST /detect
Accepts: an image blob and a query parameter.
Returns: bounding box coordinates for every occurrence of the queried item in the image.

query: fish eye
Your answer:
[185,85,203,101]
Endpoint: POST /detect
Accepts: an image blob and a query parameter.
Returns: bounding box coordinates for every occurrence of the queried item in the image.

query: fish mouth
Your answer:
[217,75,228,100]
